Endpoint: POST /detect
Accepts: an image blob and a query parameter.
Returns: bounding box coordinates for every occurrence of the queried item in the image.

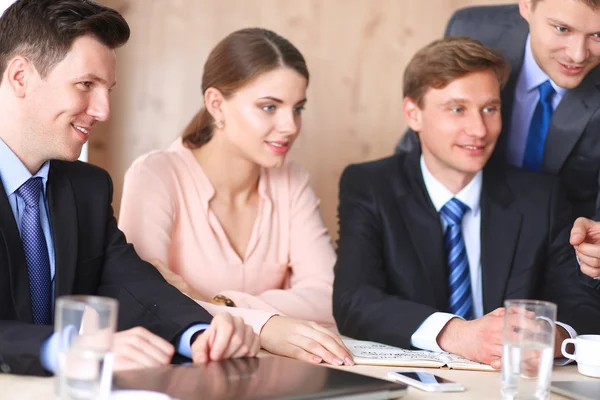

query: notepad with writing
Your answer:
[344,339,496,371]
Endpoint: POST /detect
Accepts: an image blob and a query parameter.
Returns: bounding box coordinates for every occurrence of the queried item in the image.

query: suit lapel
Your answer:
[0,177,33,322]
[47,162,78,300]
[495,16,529,159]
[543,69,600,174]
[395,153,449,310]
[480,166,522,312]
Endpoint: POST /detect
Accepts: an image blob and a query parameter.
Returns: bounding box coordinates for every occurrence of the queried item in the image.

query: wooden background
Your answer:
[95,0,515,241]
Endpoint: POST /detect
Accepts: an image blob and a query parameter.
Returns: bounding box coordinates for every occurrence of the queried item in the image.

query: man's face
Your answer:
[22,35,116,162]
[404,70,502,185]
[520,0,600,89]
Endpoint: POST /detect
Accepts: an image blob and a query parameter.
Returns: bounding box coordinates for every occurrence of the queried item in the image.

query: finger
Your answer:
[576,250,600,268]
[223,317,246,359]
[580,262,600,278]
[209,314,235,360]
[287,343,325,364]
[570,217,594,245]
[291,333,345,366]
[249,327,261,357]
[118,328,174,365]
[113,356,145,372]
[490,357,502,370]
[232,325,256,359]
[575,241,600,259]
[113,341,164,368]
[311,325,354,365]
[191,329,212,363]
[133,328,176,358]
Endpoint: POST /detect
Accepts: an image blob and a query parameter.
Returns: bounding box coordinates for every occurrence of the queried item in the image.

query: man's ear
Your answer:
[204,87,225,122]
[403,97,423,133]
[4,56,33,98]
[517,0,534,23]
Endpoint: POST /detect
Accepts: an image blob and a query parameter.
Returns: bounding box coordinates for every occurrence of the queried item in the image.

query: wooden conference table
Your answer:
[0,357,592,400]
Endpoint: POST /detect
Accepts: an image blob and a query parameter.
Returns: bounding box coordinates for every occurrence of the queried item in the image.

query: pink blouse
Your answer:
[118,138,336,333]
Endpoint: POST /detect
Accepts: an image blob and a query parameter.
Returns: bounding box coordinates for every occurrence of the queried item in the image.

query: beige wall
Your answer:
[95,0,515,241]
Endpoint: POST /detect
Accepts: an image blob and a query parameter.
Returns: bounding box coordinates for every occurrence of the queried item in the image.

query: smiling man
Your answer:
[334,37,600,368]
[397,0,600,286]
[0,0,259,376]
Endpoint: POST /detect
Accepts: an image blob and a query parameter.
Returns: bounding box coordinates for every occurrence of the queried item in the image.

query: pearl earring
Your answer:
[215,120,224,129]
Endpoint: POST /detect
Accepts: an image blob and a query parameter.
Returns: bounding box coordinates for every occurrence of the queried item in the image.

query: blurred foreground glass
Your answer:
[501,300,556,400]
[55,295,118,400]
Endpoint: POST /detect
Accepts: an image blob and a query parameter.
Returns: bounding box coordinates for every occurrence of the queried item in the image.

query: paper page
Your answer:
[344,339,494,371]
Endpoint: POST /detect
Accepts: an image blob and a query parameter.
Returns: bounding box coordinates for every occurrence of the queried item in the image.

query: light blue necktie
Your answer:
[522,80,555,171]
[440,198,473,320]
[17,177,51,325]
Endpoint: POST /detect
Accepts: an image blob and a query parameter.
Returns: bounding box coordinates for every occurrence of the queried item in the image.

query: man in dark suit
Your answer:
[0,0,259,376]
[395,0,600,284]
[334,36,600,368]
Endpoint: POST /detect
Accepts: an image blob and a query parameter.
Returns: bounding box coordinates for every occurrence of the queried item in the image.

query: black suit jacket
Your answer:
[397,5,600,222]
[0,160,212,375]
[333,152,600,349]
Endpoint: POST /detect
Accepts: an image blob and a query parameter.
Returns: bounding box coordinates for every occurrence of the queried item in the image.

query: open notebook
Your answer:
[344,339,496,371]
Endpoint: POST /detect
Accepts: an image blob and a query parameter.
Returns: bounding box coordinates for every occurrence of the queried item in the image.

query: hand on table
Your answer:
[259,316,354,366]
[191,313,260,363]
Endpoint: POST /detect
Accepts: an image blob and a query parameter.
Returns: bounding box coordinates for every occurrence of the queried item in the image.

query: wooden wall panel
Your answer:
[96,0,515,241]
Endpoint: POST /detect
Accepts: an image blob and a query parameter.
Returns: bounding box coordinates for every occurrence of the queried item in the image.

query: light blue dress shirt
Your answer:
[0,138,55,286]
[0,139,208,372]
[506,35,567,167]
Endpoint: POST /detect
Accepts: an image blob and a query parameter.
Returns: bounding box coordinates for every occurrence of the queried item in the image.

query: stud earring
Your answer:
[215,120,225,129]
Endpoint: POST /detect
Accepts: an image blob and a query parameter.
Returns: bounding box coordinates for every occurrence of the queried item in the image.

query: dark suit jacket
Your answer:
[333,152,600,349]
[397,5,600,222]
[0,160,212,376]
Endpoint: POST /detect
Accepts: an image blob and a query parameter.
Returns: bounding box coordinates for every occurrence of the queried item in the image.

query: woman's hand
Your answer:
[259,316,354,366]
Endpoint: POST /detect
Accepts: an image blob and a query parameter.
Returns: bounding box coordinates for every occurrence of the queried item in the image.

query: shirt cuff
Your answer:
[176,324,210,359]
[39,332,59,373]
[410,312,461,352]
[554,321,577,366]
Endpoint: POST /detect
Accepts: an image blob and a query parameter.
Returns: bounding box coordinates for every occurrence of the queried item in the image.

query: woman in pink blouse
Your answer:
[119,28,352,367]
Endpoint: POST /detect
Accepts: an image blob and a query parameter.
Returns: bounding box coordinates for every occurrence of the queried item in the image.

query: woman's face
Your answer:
[218,67,308,169]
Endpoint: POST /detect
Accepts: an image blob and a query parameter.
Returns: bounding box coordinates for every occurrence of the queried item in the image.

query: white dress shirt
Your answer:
[410,156,576,361]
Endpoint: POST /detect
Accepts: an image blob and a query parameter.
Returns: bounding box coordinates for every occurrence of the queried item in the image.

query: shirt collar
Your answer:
[420,155,482,215]
[0,137,50,197]
[521,34,567,97]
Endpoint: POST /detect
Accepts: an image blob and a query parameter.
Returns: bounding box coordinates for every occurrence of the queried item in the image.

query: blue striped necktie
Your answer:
[17,177,52,325]
[440,198,473,319]
[522,80,555,171]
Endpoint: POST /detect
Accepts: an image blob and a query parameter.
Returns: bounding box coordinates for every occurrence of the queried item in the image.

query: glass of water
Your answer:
[501,299,557,400]
[55,295,118,400]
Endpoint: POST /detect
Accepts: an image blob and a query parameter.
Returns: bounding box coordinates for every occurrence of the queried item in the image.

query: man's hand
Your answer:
[555,325,572,358]
[259,316,354,366]
[190,313,260,363]
[112,327,175,371]
[437,308,505,369]
[570,217,600,278]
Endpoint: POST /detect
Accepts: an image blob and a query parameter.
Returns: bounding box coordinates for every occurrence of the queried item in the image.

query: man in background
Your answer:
[336,36,600,368]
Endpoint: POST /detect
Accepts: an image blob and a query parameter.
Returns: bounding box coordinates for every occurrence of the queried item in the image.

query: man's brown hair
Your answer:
[403,36,510,107]
[0,0,130,83]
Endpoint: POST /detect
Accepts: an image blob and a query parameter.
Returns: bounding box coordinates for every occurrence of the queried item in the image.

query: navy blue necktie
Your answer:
[440,198,473,320]
[17,177,52,325]
[522,80,555,171]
